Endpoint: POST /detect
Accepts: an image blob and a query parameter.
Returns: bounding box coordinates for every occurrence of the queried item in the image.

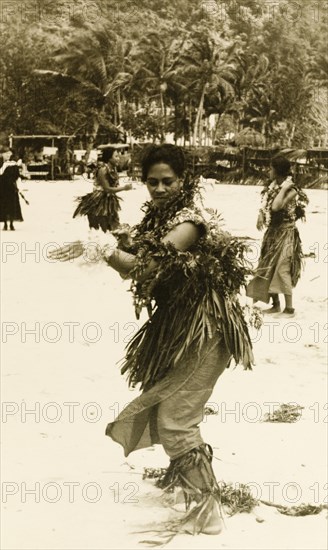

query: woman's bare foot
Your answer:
[201,503,224,535]
[183,501,223,535]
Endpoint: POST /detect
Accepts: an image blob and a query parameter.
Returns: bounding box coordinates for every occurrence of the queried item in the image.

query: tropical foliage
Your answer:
[0,0,327,151]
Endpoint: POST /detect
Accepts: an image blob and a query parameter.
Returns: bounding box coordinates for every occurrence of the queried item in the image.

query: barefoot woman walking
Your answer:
[247,156,308,317]
[50,144,254,535]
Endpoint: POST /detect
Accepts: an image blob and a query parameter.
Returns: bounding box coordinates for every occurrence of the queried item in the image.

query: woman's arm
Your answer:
[104,184,132,193]
[13,176,22,191]
[48,223,201,272]
[106,222,201,279]
[272,180,297,212]
[97,166,131,193]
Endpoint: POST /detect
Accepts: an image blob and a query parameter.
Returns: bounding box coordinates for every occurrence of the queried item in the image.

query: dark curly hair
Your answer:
[141,144,186,181]
[271,156,292,178]
[101,148,116,163]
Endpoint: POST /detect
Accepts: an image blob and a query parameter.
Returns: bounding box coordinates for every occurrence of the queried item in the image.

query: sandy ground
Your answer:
[1,176,327,550]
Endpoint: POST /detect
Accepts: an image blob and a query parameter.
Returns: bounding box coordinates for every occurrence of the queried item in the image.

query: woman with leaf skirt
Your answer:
[49,144,256,537]
[247,156,308,317]
[73,147,132,232]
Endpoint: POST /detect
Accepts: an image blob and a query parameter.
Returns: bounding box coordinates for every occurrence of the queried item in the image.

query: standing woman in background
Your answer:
[247,156,308,317]
[0,149,16,175]
[73,147,132,233]
[0,163,27,231]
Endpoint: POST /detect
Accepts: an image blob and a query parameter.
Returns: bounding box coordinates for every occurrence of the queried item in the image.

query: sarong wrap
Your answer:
[247,177,308,303]
[106,336,231,458]
[247,223,303,303]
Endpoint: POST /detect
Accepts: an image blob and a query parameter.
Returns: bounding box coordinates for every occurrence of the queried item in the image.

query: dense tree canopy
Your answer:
[0,0,327,150]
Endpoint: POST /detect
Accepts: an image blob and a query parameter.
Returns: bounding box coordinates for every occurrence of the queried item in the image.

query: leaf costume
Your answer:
[73,162,121,232]
[105,176,256,536]
[106,177,254,444]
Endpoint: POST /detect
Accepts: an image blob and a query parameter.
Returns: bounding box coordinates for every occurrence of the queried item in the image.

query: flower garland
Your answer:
[259,177,309,227]
[259,180,281,227]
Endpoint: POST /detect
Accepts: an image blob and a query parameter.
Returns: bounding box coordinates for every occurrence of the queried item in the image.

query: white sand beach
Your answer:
[1,178,327,549]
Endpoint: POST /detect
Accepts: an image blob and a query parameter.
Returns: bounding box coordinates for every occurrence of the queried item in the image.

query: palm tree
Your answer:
[179,30,237,145]
[130,29,188,142]
[34,20,132,157]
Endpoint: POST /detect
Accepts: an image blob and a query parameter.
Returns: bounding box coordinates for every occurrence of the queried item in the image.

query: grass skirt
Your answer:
[120,290,253,393]
[73,190,121,231]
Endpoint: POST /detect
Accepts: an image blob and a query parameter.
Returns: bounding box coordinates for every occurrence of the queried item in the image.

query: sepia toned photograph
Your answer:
[1,1,327,549]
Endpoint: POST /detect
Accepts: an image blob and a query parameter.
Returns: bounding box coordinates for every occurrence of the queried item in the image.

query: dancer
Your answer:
[247,156,308,317]
[0,163,28,230]
[49,144,254,536]
[73,147,132,232]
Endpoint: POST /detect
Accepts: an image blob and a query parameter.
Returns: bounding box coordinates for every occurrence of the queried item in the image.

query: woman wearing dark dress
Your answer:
[73,148,132,232]
[0,164,24,230]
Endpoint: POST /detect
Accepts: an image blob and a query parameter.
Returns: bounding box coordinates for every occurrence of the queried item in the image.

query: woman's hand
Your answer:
[124,183,133,191]
[48,241,84,261]
[281,179,295,192]
[112,225,133,248]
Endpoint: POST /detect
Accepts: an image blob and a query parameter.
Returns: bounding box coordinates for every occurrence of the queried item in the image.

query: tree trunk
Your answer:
[198,114,203,146]
[193,84,206,146]
[189,101,193,146]
[289,123,296,146]
[261,119,267,147]
[183,102,187,146]
[174,103,178,145]
[84,112,102,162]
[204,117,210,146]
[212,114,220,144]
[160,90,165,142]
[117,90,122,125]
